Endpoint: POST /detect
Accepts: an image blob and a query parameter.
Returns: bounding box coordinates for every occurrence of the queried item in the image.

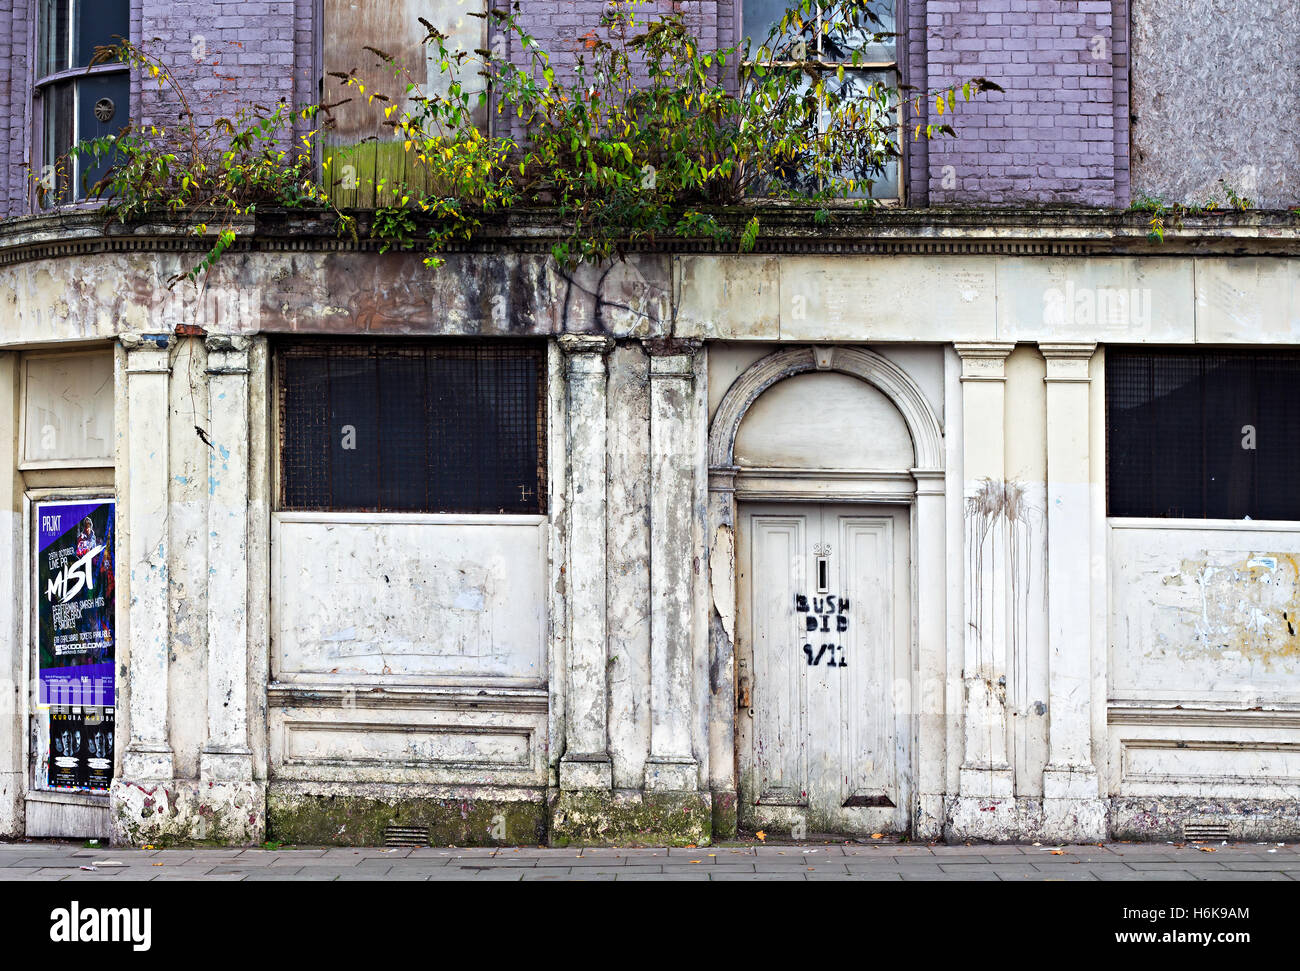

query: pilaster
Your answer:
[644,340,702,792]
[949,341,1017,839]
[1039,342,1105,841]
[200,335,254,784]
[557,334,614,791]
[117,334,174,783]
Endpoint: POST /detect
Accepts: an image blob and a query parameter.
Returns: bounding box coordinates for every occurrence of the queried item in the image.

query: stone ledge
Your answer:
[2,205,1299,265]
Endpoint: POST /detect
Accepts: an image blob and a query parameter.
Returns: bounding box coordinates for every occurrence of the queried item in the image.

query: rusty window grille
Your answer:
[1106,347,1300,520]
[277,339,546,514]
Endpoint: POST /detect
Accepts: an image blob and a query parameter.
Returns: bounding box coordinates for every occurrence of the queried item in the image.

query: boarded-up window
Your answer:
[21,351,115,467]
[321,0,488,208]
[1107,348,1300,520]
[277,340,546,514]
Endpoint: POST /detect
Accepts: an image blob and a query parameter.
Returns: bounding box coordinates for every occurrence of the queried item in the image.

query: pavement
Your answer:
[1,839,1298,880]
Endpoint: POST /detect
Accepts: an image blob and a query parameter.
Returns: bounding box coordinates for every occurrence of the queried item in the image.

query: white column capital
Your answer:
[954,342,1015,381]
[1039,342,1096,383]
[558,333,614,359]
[911,468,946,496]
[120,334,172,372]
[204,334,253,371]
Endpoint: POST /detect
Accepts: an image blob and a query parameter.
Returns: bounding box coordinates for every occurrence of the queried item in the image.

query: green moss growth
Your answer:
[548,790,712,847]
[266,792,546,846]
[711,789,738,841]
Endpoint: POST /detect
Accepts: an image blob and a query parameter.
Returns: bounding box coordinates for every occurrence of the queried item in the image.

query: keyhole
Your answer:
[816,555,829,593]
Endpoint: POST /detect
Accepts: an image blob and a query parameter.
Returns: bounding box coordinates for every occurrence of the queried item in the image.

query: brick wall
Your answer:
[0,0,1136,218]
[0,0,31,215]
[917,0,1123,206]
[135,0,304,131]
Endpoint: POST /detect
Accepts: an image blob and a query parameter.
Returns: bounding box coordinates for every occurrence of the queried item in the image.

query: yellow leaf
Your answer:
[755,830,766,841]
[871,833,883,840]
[935,94,944,116]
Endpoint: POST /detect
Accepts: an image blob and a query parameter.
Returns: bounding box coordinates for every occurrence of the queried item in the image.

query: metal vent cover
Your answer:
[1182,820,1231,842]
[384,824,430,847]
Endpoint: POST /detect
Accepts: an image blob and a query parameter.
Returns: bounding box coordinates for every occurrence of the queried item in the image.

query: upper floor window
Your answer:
[742,0,901,201]
[321,0,488,209]
[34,0,130,207]
[1107,348,1300,520]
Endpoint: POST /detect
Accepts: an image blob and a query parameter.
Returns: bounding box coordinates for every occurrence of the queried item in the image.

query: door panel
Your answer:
[749,515,806,804]
[738,502,911,835]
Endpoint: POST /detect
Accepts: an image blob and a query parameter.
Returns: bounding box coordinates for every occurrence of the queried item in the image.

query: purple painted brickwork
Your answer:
[0,0,314,218]
[0,0,31,214]
[510,1,725,75]
[915,0,1126,206]
[0,0,1131,218]
[133,0,313,134]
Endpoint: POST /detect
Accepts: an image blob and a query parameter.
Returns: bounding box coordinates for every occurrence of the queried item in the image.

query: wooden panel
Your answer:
[21,352,114,467]
[749,514,806,804]
[272,514,547,683]
[321,0,487,208]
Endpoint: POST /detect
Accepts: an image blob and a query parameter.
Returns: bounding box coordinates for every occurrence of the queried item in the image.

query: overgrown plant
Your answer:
[1129,179,1255,242]
[53,0,1001,280]
[46,41,352,285]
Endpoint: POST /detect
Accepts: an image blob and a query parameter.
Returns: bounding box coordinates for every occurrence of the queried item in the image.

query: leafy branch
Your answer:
[42,0,1001,280]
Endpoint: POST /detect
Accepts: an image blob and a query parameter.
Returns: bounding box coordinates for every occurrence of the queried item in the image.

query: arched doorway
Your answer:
[708,346,946,838]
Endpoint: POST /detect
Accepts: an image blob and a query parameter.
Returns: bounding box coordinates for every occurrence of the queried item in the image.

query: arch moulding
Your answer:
[707,346,944,474]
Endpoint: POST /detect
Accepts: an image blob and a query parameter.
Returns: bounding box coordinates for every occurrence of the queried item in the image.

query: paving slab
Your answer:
[3,840,1296,881]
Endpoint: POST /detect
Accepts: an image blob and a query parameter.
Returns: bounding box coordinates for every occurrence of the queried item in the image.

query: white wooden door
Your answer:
[737,502,911,835]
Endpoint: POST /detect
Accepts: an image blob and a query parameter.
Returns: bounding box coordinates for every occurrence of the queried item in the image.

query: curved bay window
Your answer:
[742,0,901,202]
[34,0,130,207]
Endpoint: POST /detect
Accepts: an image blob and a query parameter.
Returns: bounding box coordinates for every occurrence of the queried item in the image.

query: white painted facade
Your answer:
[2,215,1299,844]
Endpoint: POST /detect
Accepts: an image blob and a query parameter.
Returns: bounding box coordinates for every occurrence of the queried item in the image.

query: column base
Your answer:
[1042,764,1105,842]
[644,757,699,792]
[122,744,174,782]
[950,764,1017,841]
[914,792,945,842]
[958,763,1014,799]
[200,748,254,783]
[946,795,1021,842]
[110,778,266,846]
[548,788,711,847]
[711,789,738,841]
[558,754,613,791]
[0,770,23,837]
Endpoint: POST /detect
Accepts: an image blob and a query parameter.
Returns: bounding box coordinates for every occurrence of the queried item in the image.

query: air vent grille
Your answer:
[384,825,430,847]
[1182,820,1231,842]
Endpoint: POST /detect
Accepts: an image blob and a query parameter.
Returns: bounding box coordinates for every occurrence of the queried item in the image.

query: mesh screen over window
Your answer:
[1106,348,1300,520]
[278,340,547,514]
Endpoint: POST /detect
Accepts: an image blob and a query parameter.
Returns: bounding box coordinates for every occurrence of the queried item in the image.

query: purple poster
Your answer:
[37,499,116,708]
